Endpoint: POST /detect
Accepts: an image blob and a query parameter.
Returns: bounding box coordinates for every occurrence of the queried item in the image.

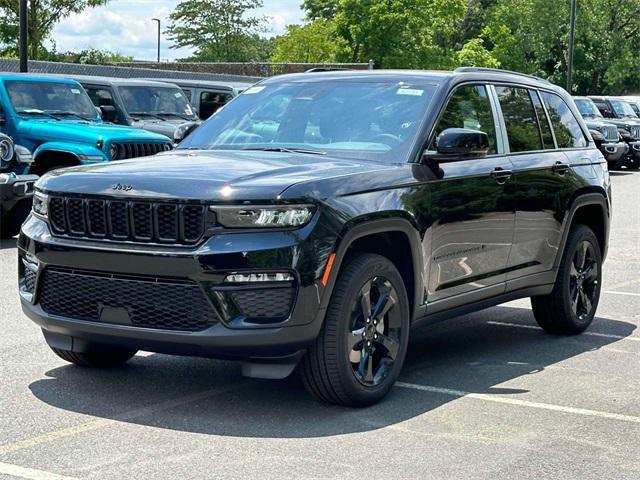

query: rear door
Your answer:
[426,84,516,305]
[494,86,579,285]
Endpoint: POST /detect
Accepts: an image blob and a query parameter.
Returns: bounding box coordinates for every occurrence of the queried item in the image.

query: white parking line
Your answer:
[0,462,78,480]
[604,290,640,297]
[395,382,640,424]
[487,320,640,342]
[0,383,244,456]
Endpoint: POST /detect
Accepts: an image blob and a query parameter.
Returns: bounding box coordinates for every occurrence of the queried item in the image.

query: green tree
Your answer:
[51,48,133,64]
[271,19,347,63]
[167,0,267,62]
[302,0,339,20]
[0,0,110,59]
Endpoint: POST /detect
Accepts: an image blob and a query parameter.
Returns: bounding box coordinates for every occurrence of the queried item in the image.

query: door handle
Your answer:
[552,162,570,175]
[491,167,512,184]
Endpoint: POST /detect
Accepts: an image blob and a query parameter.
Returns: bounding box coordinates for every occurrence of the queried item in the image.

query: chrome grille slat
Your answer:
[46,195,206,245]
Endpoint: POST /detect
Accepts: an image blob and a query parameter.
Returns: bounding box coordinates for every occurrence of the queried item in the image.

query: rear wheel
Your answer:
[301,253,410,406]
[531,224,602,334]
[50,346,137,368]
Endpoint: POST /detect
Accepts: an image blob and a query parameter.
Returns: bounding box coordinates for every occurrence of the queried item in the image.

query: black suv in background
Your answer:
[589,95,640,169]
[574,96,628,169]
[19,68,610,406]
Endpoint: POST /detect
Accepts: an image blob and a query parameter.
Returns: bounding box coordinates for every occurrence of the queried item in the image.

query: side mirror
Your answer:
[99,105,117,123]
[174,122,199,144]
[602,109,614,118]
[430,128,489,160]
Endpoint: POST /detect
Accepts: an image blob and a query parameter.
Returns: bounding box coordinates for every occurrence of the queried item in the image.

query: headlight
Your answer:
[32,191,48,217]
[109,144,119,159]
[214,205,315,228]
[0,137,14,162]
[14,145,33,164]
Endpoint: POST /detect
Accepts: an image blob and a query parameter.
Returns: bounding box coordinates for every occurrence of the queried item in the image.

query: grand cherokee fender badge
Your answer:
[112,183,133,192]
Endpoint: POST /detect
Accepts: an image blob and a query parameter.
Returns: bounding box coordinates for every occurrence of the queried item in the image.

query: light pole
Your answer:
[567,0,577,92]
[151,18,160,63]
[19,0,27,72]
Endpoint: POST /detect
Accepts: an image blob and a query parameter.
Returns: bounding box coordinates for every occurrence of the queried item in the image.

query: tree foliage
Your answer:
[0,0,110,59]
[166,0,270,62]
[272,0,640,94]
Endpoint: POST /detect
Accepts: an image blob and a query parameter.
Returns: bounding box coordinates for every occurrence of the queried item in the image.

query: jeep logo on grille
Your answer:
[112,183,133,192]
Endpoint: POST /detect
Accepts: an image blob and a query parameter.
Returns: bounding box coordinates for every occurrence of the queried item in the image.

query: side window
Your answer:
[85,87,115,108]
[540,91,587,148]
[434,84,498,154]
[199,91,234,119]
[530,91,555,149]
[495,86,542,153]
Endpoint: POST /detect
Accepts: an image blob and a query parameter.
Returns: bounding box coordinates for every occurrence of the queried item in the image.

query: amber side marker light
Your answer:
[322,253,336,286]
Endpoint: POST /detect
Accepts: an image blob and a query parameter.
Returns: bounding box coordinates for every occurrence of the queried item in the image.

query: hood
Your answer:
[583,118,616,129]
[17,119,169,144]
[131,119,200,140]
[37,150,396,201]
[604,118,640,129]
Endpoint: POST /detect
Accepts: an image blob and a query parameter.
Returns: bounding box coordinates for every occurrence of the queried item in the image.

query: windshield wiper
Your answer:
[240,146,326,155]
[129,112,165,121]
[47,111,94,121]
[156,112,192,121]
[16,109,60,120]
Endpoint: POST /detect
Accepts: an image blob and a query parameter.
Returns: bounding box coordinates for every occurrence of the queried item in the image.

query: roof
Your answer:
[262,67,561,92]
[140,78,236,91]
[34,73,183,89]
[0,73,80,85]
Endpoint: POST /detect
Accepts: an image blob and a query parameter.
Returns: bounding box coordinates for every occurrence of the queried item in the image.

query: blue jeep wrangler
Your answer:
[0,75,172,177]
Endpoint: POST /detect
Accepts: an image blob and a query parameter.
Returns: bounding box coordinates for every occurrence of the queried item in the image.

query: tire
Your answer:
[50,346,137,368]
[531,224,602,334]
[301,253,410,406]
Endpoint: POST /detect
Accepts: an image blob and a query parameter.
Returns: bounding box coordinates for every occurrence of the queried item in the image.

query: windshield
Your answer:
[628,101,640,116]
[610,99,638,118]
[5,80,99,119]
[178,80,438,162]
[118,85,197,120]
[575,98,602,118]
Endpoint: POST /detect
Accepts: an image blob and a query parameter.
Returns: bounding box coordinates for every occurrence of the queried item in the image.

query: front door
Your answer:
[425,84,516,305]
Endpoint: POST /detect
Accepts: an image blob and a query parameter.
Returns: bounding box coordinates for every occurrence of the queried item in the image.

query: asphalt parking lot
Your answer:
[1,171,639,480]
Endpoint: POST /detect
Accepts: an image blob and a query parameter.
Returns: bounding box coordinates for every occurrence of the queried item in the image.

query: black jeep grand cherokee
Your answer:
[19,68,610,406]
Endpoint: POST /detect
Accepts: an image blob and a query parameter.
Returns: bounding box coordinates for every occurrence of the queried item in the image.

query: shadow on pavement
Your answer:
[28,306,636,438]
[0,238,17,250]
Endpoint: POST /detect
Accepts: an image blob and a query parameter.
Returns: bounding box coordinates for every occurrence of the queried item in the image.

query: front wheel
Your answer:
[531,224,602,334]
[301,253,410,406]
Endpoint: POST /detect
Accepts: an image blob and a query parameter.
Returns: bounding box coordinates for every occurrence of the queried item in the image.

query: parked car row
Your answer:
[0,72,245,237]
[573,95,640,170]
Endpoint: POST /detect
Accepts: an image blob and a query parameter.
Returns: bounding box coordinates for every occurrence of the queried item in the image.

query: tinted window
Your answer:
[434,84,497,154]
[495,86,542,152]
[530,91,555,149]
[85,87,115,108]
[540,92,587,148]
[199,91,234,119]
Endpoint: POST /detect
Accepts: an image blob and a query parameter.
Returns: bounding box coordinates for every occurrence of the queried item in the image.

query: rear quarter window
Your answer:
[540,92,587,148]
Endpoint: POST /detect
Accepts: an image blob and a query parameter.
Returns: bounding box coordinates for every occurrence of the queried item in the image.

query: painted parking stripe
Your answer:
[487,320,640,342]
[395,382,640,424]
[0,383,244,456]
[604,290,640,297]
[0,462,78,480]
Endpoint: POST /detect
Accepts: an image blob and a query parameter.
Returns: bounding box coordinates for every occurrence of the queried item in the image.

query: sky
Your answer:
[49,0,305,61]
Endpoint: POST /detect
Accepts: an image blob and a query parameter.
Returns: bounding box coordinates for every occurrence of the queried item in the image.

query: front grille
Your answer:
[48,194,206,245]
[602,125,619,141]
[38,268,219,332]
[629,126,640,140]
[112,142,171,160]
[230,287,295,319]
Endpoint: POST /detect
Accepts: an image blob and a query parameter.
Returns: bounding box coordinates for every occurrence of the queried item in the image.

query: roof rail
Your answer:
[454,67,551,84]
[305,67,353,73]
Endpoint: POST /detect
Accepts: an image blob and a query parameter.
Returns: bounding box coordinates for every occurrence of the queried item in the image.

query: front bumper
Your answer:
[0,173,38,213]
[18,213,336,361]
[600,141,628,162]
